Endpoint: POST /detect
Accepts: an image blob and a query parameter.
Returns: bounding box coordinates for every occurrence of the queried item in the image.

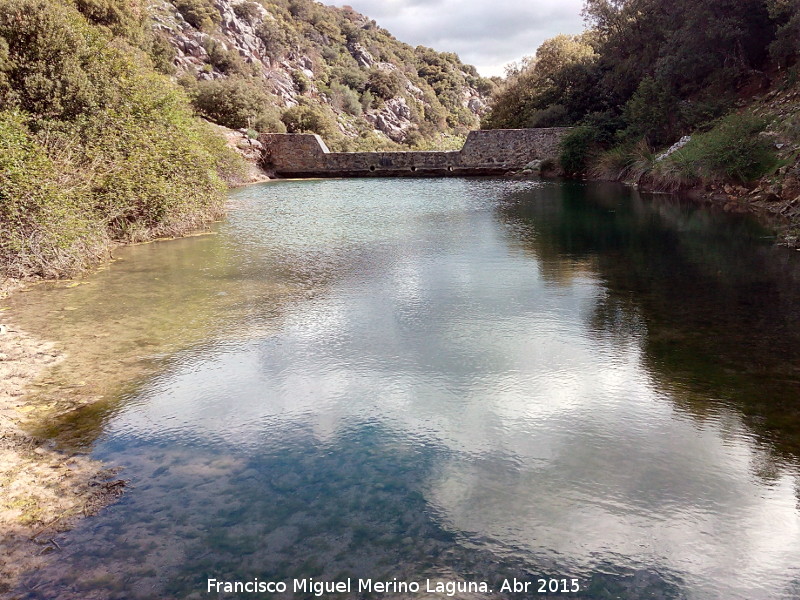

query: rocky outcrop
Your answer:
[151,0,492,144]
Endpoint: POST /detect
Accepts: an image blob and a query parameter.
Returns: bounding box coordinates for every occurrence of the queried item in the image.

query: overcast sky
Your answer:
[328,0,588,77]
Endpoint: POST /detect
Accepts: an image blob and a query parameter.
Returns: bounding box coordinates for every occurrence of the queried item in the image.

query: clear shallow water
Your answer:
[10,179,800,599]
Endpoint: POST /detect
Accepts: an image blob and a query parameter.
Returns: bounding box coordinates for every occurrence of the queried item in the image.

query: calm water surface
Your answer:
[10,179,800,599]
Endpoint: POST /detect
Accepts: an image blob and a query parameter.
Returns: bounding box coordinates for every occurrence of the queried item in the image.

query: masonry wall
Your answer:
[260,128,570,177]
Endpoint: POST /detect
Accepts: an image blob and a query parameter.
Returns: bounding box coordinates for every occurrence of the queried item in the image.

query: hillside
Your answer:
[154,0,495,149]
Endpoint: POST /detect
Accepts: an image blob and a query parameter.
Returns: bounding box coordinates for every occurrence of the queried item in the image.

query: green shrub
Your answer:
[0,111,100,278]
[189,76,282,130]
[658,112,779,184]
[71,0,145,40]
[329,65,367,91]
[328,82,361,116]
[559,126,601,176]
[253,109,287,133]
[365,68,402,99]
[0,0,106,119]
[147,32,178,75]
[172,0,219,30]
[280,104,338,139]
[203,38,252,75]
[255,18,292,59]
[0,0,241,278]
[360,89,375,111]
[232,1,260,24]
[621,76,679,146]
[291,69,311,93]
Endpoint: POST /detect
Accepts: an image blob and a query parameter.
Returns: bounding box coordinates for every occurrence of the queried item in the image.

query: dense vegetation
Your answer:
[163,0,495,150]
[483,0,800,185]
[0,0,245,279]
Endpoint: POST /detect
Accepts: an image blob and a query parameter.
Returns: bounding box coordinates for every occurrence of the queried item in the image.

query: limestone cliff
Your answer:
[150,0,495,147]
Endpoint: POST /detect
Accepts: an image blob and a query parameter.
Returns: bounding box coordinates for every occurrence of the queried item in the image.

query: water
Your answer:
[9,179,800,599]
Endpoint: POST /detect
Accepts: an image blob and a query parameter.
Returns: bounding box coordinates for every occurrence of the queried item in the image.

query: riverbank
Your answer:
[638,84,800,246]
[0,281,127,597]
[0,123,271,594]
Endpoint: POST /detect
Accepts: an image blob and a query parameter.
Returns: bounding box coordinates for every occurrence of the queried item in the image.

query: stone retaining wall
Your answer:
[260,128,570,177]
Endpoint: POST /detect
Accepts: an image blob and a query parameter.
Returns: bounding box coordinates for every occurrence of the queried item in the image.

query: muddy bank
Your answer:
[0,282,125,599]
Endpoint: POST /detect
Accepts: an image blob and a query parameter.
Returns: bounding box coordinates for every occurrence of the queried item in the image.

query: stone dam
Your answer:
[259,128,570,178]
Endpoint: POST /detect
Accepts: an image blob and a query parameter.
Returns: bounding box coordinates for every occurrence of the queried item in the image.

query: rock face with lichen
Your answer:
[151,0,494,147]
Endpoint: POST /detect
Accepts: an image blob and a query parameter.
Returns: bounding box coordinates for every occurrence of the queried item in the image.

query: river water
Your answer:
[9,179,800,599]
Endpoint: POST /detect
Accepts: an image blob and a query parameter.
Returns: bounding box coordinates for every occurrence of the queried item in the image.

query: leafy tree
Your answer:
[482,34,598,129]
[256,18,294,59]
[622,76,679,145]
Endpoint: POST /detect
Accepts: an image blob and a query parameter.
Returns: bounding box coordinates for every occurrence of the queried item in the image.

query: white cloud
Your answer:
[327,0,587,76]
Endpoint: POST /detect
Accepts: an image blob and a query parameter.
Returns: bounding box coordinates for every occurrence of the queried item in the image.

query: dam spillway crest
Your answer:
[260,128,570,178]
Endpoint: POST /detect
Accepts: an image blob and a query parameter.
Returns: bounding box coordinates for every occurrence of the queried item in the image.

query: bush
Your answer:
[590,139,654,182]
[328,82,361,116]
[188,76,282,131]
[203,38,252,75]
[232,1,261,24]
[147,32,178,75]
[280,104,338,139]
[172,0,219,30]
[559,126,602,176]
[365,68,402,99]
[0,0,241,277]
[360,89,375,111]
[253,110,287,133]
[658,112,779,184]
[255,18,292,59]
[0,111,101,277]
[72,0,145,40]
[622,76,679,146]
[291,69,311,93]
[0,0,106,119]
[329,65,367,91]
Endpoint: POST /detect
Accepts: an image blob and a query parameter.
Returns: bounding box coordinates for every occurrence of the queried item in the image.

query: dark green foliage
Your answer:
[484,0,800,179]
[327,82,362,116]
[560,126,602,176]
[291,69,311,93]
[147,32,178,75]
[71,0,145,39]
[187,76,284,131]
[0,0,105,119]
[328,65,367,92]
[255,18,293,58]
[365,68,402,99]
[622,76,679,146]
[482,34,599,130]
[172,0,219,30]
[768,0,800,66]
